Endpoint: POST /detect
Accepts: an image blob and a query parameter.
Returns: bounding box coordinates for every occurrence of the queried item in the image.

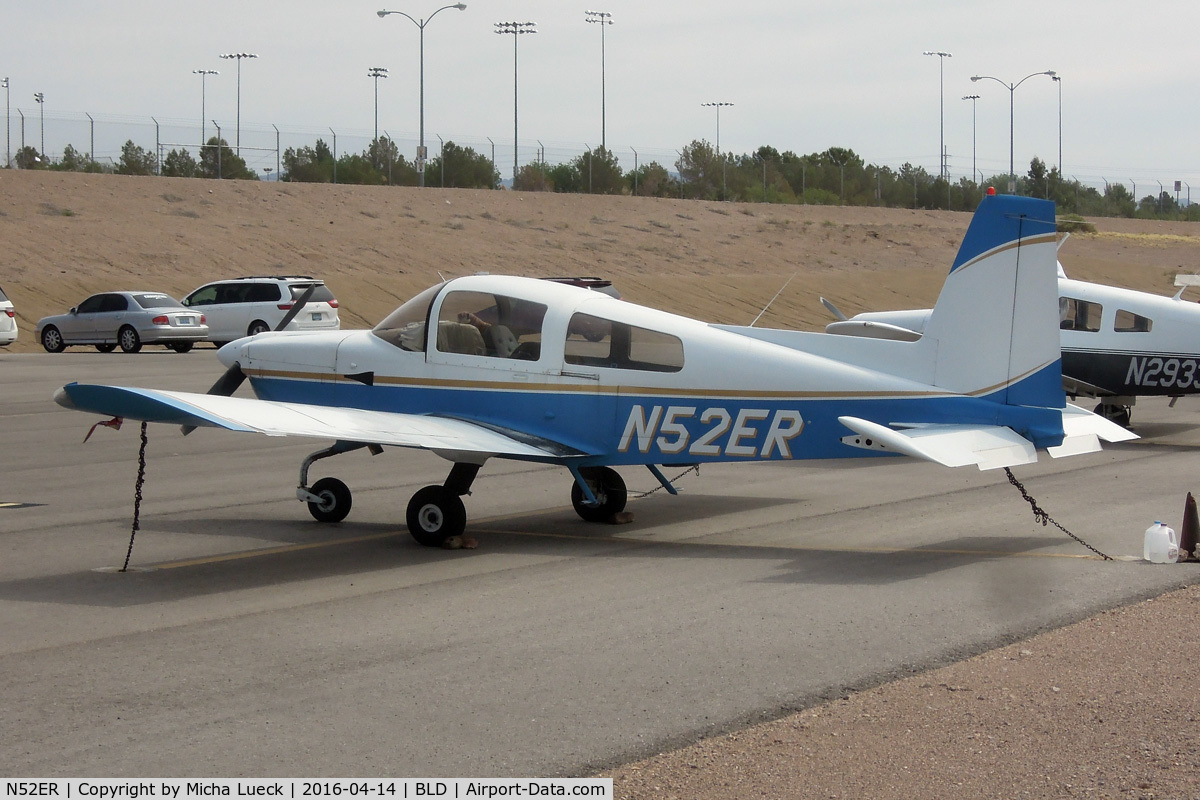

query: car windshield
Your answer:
[132,293,180,309]
[290,283,335,303]
[0,286,8,302]
[372,284,444,351]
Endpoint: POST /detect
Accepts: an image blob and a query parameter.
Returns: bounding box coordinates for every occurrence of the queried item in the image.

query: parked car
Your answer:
[35,291,209,353]
[180,276,340,345]
[0,284,16,346]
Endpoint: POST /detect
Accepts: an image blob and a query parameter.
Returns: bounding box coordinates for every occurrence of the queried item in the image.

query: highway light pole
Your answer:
[219,52,258,155]
[923,51,952,180]
[1052,74,1062,174]
[2,77,9,168]
[970,69,1056,192]
[495,20,536,187]
[193,69,218,148]
[378,4,467,187]
[585,10,612,152]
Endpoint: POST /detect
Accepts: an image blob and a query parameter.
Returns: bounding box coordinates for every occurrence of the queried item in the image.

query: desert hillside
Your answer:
[3,170,1200,352]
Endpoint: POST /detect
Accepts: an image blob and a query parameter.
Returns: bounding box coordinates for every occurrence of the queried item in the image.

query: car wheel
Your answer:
[118,326,143,354]
[168,342,194,353]
[247,320,270,336]
[41,326,66,353]
[95,343,117,353]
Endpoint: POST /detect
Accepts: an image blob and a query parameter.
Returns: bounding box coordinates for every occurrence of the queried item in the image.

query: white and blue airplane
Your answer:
[824,244,1200,428]
[55,194,1134,547]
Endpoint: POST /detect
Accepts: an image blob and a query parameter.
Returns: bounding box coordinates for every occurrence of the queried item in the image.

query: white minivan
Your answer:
[181,276,340,345]
[0,284,17,346]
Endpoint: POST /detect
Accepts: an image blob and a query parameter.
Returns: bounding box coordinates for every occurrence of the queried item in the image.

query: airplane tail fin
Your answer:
[921,192,1063,409]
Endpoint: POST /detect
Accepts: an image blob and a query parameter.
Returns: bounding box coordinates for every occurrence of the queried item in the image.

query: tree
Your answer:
[198,137,256,180]
[15,146,45,169]
[628,161,674,197]
[282,140,334,183]
[161,148,200,178]
[514,162,552,191]
[116,140,157,176]
[335,153,386,185]
[573,146,625,194]
[51,144,89,172]
[675,139,720,200]
[547,162,581,193]
[426,141,498,189]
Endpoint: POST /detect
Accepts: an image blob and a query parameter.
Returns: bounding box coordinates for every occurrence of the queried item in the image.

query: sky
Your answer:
[3,1,1199,196]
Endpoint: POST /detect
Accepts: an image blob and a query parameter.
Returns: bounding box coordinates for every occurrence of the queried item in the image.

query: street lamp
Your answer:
[1052,74,1062,175]
[585,10,613,152]
[702,101,733,200]
[33,92,44,156]
[193,69,218,149]
[219,52,258,155]
[923,51,952,180]
[368,67,388,144]
[378,4,467,187]
[2,77,9,168]
[494,21,537,187]
[962,94,979,187]
[970,69,1056,191]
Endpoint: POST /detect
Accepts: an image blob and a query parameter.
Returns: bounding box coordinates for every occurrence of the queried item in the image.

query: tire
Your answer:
[212,341,230,350]
[95,343,117,353]
[41,326,66,353]
[247,320,270,336]
[118,326,142,354]
[307,477,352,523]
[168,342,194,353]
[570,466,628,523]
[406,485,467,547]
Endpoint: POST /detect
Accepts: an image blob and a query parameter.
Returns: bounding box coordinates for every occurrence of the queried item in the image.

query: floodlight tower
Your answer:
[585,10,613,152]
[193,69,219,148]
[33,92,44,156]
[368,67,389,143]
[2,77,9,168]
[962,94,980,186]
[219,52,258,154]
[702,101,733,200]
[923,51,952,180]
[495,21,537,186]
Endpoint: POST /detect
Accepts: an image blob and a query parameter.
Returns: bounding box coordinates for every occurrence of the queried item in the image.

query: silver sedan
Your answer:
[35,291,210,353]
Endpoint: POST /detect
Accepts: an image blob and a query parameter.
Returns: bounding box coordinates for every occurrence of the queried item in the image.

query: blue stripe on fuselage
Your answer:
[248,375,1066,465]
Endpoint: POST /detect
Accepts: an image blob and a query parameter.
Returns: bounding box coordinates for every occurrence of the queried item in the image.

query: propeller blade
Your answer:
[820,296,848,321]
[181,362,246,435]
[275,283,317,331]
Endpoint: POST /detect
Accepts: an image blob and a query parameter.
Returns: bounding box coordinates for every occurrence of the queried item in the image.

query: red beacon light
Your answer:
[986,186,996,196]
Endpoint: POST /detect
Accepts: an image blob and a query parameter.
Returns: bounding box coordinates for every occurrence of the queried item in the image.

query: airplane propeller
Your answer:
[820,296,848,321]
[182,284,318,434]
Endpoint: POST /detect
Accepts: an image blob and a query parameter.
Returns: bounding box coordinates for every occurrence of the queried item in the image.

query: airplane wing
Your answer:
[838,404,1135,471]
[54,383,584,460]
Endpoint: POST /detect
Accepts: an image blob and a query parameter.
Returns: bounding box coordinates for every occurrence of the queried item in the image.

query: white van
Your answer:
[181,276,340,345]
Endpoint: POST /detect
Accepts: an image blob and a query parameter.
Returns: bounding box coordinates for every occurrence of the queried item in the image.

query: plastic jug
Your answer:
[1143,521,1180,563]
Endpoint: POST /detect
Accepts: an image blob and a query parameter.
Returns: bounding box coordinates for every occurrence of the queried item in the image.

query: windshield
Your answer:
[132,293,181,309]
[372,283,444,351]
[0,285,8,303]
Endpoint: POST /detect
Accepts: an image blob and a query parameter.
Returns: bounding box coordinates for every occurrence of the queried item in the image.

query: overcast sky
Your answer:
[3,1,1197,195]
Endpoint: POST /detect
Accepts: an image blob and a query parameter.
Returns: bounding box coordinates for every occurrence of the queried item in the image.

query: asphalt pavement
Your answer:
[2,350,1198,777]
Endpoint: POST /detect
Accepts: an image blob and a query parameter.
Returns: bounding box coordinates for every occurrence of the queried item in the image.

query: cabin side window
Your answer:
[564,313,684,372]
[1059,297,1102,332]
[435,290,547,360]
[1114,309,1152,333]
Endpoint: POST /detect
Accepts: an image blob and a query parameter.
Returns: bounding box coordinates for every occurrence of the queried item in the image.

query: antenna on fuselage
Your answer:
[749,271,797,327]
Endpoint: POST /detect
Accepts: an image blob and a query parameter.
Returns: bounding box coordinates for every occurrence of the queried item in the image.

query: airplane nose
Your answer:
[216,338,248,368]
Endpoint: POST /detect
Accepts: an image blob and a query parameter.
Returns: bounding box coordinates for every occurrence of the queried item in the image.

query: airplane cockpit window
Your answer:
[435,290,548,360]
[1114,309,1153,333]
[564,313,684,372]
[372,283,444,352]
[1059,297,1102,332]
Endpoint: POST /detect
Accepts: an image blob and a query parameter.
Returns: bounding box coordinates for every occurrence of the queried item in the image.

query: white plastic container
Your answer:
[1143,521,1180,563]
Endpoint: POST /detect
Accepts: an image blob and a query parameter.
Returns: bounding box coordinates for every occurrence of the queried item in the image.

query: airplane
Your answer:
[54,193,1135,548]
[822,243,1200,428]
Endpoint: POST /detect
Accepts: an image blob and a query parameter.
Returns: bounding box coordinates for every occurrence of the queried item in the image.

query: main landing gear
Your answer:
[1094,401,1132,429]
[296,443,645,547]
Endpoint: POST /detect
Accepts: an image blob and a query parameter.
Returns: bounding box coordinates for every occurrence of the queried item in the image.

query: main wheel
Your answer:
[168,342,194,353]
[95,343,117,353]
[307,477,352,523]
[41,326,65,353]
[570,466,628,522]
[248,320,270,336]
[118,326,142,353]
[406,485,467,547]
[1096,402,1132,428]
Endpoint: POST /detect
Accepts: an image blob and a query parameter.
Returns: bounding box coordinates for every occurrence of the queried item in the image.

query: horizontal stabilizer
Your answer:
[54,383,578,459]
[824,320,923,342]
[838,416,1037,470]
